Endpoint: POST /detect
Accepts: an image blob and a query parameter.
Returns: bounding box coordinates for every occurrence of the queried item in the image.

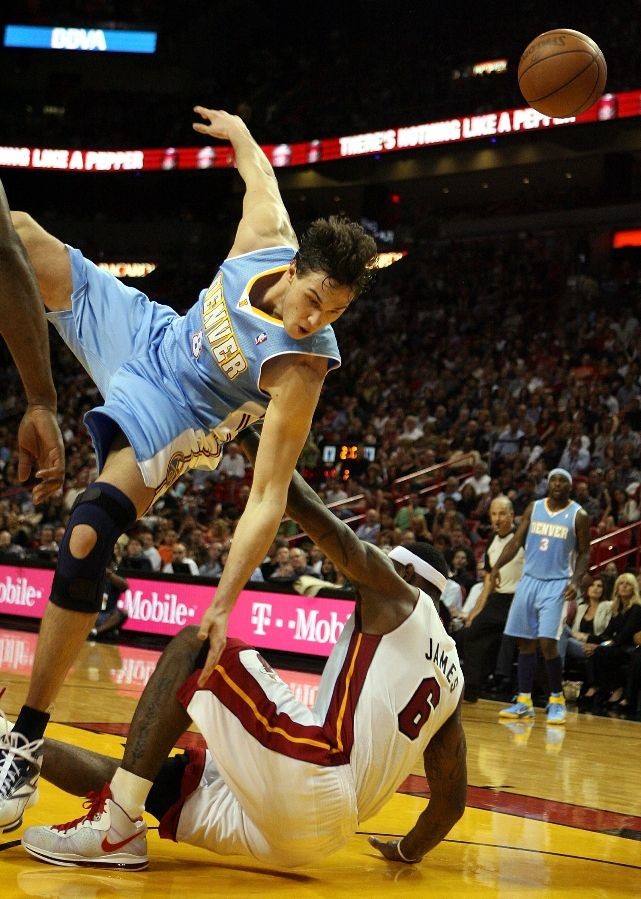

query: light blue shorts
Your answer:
[47,247,223,493]
[503,574,567,641]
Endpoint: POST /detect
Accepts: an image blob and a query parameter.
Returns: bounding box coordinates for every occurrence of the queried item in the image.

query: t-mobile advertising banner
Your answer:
[0,563,354,658]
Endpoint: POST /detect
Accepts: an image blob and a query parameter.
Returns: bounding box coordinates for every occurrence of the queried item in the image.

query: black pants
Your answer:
[587,643,634,693]
[462,592,514,692]
[624,647,641,709]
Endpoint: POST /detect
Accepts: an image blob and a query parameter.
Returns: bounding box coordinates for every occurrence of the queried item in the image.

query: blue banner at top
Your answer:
[4,24,157,53]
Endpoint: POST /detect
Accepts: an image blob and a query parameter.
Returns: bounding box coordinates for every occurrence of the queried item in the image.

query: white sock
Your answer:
[110,766,153,819]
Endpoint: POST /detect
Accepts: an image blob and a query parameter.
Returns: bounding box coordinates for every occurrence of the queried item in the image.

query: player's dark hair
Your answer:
[295,215,378,299]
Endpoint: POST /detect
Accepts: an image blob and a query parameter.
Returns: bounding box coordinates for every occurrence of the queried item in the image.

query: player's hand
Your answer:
[563,582,578,602]
[192,107,246,142]
[368,836,422,864]
[196,602,229,686]
[17,404,65,504]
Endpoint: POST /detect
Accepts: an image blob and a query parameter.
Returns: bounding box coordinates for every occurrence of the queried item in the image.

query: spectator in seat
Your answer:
[558,436,591,477]
[560,573,613,679]
[355,508,381,544]
[121,537,153,573]
[492,417,524,466]
[158,529,179,567]
[216,442,247,480]
[580,572,641,708]
[450,545,477,598]
[199,542,225,580]
[289,546,316,579]
[138,529,162,571]
[436,476,462,512]
[462,461,491,497]
[308,544,325,575]
[34,525,59,562]
[0,529,25,561]
[574,479,602,524]
[163,543,199,577]
[266,546,296,585]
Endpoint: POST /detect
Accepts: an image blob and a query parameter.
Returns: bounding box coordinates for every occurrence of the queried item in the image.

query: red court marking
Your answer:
[400,773,641,833]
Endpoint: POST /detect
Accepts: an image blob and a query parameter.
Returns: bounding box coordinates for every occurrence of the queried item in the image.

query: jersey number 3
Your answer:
[398,677,441,740]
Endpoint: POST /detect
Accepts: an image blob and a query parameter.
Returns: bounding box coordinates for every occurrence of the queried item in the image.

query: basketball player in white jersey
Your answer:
[490,468,590,725]
[21,427,467,870]
[1,109,377,833]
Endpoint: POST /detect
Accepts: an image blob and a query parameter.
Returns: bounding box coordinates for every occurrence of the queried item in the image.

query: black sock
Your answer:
[545,655,564,695]
[12,705,50,743]
[517,652,537,694]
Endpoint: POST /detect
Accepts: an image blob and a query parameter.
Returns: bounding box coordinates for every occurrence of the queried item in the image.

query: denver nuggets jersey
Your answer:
[523,498,581,580]
[52,245,341,491]
[161,246,341,439]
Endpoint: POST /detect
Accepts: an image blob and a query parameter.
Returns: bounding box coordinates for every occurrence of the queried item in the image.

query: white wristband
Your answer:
[396,839,420,863]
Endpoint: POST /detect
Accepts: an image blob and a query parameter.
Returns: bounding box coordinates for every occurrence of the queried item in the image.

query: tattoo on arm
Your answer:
[425,724,467,797]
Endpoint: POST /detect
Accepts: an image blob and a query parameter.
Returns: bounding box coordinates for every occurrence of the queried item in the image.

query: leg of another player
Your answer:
[540,636,567,723]
[119,626,201,786]
[499,637,538,719]
[39,627,202,799]
[23,438,155,717]
[41,741,120,797]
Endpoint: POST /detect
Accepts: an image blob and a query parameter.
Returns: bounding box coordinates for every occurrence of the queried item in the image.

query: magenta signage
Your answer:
[0,564,354,658]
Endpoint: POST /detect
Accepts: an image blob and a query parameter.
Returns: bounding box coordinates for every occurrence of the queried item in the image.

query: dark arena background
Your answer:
[0,2,640,896]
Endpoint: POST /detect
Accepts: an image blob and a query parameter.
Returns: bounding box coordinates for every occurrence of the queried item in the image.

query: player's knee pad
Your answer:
[50,483,137,614]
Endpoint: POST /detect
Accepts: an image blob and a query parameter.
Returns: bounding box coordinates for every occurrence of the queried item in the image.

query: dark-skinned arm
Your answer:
[239,427,400,595]
[565,508,591,601]
[369,699,467,863]
[0,180,64,502]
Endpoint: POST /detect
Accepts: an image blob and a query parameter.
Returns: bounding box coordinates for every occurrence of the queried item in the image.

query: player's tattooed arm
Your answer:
[371,699,467,863]
[238,427,401,592]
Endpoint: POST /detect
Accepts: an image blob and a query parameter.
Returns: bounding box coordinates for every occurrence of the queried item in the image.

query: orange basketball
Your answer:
[518,29,607,118]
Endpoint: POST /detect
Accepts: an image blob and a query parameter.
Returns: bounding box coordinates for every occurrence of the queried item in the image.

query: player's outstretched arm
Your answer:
[369,699,467,864]
[192,106,296,256]
[197,358,326,683]
[238,426,402,596]
[0,180,64,503]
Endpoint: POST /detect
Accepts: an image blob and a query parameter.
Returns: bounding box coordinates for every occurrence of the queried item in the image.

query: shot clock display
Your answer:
[322,443,376,468]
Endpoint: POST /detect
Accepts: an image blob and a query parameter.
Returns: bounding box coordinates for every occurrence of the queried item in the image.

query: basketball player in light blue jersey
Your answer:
[488,469,590,725]
[0,107,377,834]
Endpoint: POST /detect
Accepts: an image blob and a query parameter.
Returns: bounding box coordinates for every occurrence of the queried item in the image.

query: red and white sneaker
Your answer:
[22,784,148,870]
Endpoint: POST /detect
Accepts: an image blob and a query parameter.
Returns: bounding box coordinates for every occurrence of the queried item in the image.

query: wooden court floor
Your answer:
[1,625,640,898]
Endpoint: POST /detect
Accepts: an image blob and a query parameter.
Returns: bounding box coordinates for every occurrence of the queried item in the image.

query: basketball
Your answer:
[518,29,607,118]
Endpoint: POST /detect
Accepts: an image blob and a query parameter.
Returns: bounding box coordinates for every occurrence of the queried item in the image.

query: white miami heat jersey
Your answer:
[313,588,463,821]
